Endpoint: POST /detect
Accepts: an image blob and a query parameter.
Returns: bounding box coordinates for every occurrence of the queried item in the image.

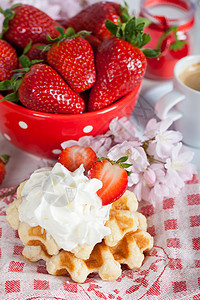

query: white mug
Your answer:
[155,55,200,148]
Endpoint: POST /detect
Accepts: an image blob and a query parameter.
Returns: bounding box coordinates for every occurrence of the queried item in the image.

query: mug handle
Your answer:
[155,90,186,121]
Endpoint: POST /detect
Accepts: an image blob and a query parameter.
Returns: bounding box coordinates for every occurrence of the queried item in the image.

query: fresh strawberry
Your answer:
[18,63,85,113]
[46,27,96,93]
[88,158,129,205]
[88,17,158,111]
[63,1,121,41]
[0,4,63,49]
[85,35,101,55]
[0,59,85,114]
[18,43,48,69]
[58,145,97,172]
[0,40,18,81]
[25,43,48,63]
[0,155,9,185]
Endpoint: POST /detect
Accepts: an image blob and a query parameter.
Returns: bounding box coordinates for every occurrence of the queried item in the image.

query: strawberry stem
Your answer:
[105,14,160,58]
[45,26,91,46]
[98,156,132,171]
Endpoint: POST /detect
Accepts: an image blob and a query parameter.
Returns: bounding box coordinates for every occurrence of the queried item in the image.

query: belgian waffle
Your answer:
[6,183,153,283]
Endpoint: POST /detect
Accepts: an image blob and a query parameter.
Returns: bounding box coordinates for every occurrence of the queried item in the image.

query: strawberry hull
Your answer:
[0,83,141,159]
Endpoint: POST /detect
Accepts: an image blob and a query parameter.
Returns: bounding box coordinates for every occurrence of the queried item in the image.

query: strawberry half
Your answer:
[58,145,97,172]
[0,40,18,81]
[88,159,129,205]
[0,4,63,49]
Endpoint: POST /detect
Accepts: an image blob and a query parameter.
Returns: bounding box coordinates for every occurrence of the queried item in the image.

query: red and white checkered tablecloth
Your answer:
[1,175,200,300]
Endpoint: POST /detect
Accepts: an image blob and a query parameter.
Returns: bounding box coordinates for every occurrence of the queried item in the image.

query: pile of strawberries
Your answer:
[0,2,157,114]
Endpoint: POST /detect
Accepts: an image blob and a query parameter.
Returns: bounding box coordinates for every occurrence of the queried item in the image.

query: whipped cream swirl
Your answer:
[18,163,111,251]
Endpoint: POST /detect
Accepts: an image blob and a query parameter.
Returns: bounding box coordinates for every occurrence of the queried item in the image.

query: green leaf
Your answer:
[0,154,10,165]
[156,26,177,49]
[55,25,65,36]
[136,32,143,48]
[141,33,151,47]
[0,91,18,102]
[169,40,187,51]
[14,78,23,92]
[124,17,136,42]
[136,17,151,28]
[120,163,132,168]
[116,156,129,163]
[36,44,51,52]
[30,59,43,65]
[105,13,153,50]
[142,48,161,58]
[19,55,31,68]
[23,41,32,54]
[120,1,131,23]
[46,34,59,43]
[136,22,145,33]
[0,7,17,38]
[64,26,75,38]
[10,3,22,10]
[126,170,132,176]
[105,20,119,36]
[0,80,13,91]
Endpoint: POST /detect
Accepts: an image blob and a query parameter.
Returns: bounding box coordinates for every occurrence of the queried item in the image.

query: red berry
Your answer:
[63,2,121,41]
[26,43,48,63]
[2,4,63,49]
[0,40,18,81]
[18,63,85,114]
[47,37,96,93]
[88,38,146,111]
[58,145,97,172]
[88,159,128,205]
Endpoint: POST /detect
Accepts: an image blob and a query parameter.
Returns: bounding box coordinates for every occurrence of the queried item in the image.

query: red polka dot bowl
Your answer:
[0,83,141,159]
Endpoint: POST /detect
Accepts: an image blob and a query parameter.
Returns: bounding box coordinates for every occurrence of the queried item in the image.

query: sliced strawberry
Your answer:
[58,145,97,172]
[88,159,128,205]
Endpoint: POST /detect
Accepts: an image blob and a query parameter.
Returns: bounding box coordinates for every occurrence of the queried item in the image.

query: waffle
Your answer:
[6,184,153,283]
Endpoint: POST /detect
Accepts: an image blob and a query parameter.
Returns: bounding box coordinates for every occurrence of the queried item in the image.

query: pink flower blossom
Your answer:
[61,135,112,157]
[144,118,182,159]
[61,117,196,206]
[165,143,195,186]
[109,117,139,143]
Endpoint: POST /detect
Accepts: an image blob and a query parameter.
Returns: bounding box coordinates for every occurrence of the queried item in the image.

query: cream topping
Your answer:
[18,163,111,251]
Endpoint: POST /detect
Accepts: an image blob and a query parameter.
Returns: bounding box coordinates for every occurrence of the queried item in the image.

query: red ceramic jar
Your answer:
[140,0,195,80]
